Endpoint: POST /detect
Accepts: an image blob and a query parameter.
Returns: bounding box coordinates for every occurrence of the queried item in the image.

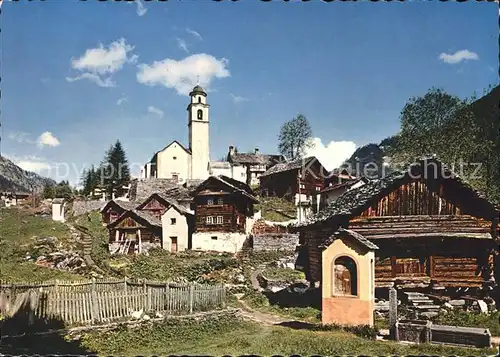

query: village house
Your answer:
[107,209,163,255]
[319,177,368,210]
[191,175,259,253]
[259,156,327,221]
[100,200,139,224]
[293,157,499,300]
[141,85,211,183]
[209,146,285,186]
[0,191,31,208]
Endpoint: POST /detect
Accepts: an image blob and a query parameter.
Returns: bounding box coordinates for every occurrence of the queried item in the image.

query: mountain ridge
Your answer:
[0,155,56,193]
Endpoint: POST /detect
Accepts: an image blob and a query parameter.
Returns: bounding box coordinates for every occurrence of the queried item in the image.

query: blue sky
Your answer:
[2,0,498,186]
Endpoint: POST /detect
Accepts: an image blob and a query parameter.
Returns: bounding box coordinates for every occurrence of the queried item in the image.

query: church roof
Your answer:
[150,140,191,163]
[190,85,207,96]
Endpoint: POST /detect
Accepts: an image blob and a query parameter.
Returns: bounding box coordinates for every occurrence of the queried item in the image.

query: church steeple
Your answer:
[188,84,210,179]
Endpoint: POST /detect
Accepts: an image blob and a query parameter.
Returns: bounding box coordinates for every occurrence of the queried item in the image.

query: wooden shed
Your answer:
[293,157,499,294]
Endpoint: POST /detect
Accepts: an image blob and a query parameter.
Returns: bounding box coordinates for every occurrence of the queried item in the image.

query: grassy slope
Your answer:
[79,315,496,356]
[255,197,297,222]
[0,208,83,281]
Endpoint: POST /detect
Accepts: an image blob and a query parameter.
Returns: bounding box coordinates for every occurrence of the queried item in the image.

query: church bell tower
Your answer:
[188,85,210,180]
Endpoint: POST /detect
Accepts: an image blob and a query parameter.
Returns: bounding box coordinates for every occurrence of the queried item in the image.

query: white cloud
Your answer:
[137,53,230,96]
[230,93,249,104]
[66,73,115,87]
[67,38,137,87]
[37,131,61,148]
[135,0,148,16]
[304,137,357,171]
[176,38,189,53]
[117,96,128,105]
[6,154,53,174]
[8,131,34,144]
[439,49,479,64]
[147,106,164,118]
[186,28,203,41]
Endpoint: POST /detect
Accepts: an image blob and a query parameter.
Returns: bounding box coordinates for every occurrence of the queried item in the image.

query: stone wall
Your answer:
[72,200,106,217]
[251,219,292,235]
[252,233,299,251]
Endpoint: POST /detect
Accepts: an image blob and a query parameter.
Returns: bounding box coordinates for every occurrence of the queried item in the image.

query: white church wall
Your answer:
[156,143,191,183]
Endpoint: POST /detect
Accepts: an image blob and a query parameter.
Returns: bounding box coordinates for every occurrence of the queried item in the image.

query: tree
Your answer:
[100,140,131,199]
[54,181,73,200]
[278,114,313,161]
[42,184,55,199]
[392,87,498,202]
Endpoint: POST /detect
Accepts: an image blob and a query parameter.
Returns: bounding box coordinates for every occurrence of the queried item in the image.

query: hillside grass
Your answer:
[78,314,496,356]
[0,208,83,281]
[263,266,305,281]
[255,196,297,222]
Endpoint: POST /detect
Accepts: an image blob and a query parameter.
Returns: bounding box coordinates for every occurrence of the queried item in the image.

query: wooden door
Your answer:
[171,237,178,253]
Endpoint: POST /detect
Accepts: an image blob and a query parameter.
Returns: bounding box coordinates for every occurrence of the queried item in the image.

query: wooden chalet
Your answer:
[293,157,499,294]
[192,175,259,234]
[100,200,139,224]
[107,210,162,255]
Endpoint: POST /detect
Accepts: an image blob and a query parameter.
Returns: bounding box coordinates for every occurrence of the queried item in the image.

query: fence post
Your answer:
[54,279,59,293]
[143,280,147,312]
[91,277,97,324]
[189,284,194,314]
[124,277,129,314]
[221,284,226,309]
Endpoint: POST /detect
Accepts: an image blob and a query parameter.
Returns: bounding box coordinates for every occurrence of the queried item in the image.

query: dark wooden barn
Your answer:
[293,157,499,295]
[191,175,259,234]
[100,200,139,224]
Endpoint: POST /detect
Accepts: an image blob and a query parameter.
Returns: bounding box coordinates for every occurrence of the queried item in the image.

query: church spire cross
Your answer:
[196,75,200,86]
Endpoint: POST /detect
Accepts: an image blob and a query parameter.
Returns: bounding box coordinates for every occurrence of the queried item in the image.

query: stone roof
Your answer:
[142,192,194,216]
[210,161,232,169]
[108,209,162,229]
[260,156,320,177]
[320,178,366,194]
[229,151,286,166]
[129,178,180,202]
[193,175,259,203]
[295,156,499,228]
[319,228,379,251]
[100,199,139,213]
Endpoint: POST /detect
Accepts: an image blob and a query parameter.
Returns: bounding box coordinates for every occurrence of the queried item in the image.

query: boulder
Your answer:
[449,299,466,307]
[420,311,439,319]
[477,300,488,313]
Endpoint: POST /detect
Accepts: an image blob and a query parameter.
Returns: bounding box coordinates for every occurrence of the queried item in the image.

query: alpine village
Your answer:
[1,84,499,355]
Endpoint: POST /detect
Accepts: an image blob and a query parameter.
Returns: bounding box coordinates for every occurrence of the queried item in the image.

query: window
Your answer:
[197,109,203,120]
[315,186,321,191]
[207,198,214,205]
[217,198,224,205]
[170,218,176,225]
[333,256,358,296]
[206,216,215,225]
[211,236,218,240]
[236,216,241,224]
[300,184,305,189]
[173,156,177,160]
[198,97,202,103]
[216,216,223,224]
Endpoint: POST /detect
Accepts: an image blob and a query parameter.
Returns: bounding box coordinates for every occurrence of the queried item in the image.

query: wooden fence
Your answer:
[0,278,226,327]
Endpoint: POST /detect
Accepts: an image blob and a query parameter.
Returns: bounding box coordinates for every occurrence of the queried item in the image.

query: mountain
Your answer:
[341,136,400,179]
[0,155,56,193]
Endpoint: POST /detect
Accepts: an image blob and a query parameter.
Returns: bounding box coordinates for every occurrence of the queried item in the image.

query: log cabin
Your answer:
[191,175,259,253]
[100,200,139,224]
[259,156,328,220]
[107,209,162,255]
[293,157,499,296]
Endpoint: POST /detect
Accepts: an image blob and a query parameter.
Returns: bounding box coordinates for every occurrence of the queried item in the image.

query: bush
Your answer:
[432,309,500,336]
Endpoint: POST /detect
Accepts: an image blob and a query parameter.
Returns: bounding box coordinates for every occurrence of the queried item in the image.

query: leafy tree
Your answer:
[54,180,73,200]
[42,184,56,199]
[278,114,313,161]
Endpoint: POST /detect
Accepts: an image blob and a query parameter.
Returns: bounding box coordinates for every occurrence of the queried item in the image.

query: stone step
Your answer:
[404,292,424,296]
[408,296,433,302]
[414,304,440,310]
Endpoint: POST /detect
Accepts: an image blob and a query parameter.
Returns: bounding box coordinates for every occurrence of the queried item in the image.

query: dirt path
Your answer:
[235,295,287,325]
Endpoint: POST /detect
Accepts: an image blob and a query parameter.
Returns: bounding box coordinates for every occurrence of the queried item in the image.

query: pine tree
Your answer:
[100,140,131,199]
[42,184,56,199]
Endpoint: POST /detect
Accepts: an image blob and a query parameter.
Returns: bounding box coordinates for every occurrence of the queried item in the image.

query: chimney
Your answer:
[255,148,260,154]
[229,145,235,156]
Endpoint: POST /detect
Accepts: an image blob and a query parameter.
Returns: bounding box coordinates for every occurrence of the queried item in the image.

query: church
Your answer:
[141,84,285,186]
[141,85,211,183]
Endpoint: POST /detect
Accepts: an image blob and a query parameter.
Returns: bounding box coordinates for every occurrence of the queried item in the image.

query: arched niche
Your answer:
[332,255,358,296]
